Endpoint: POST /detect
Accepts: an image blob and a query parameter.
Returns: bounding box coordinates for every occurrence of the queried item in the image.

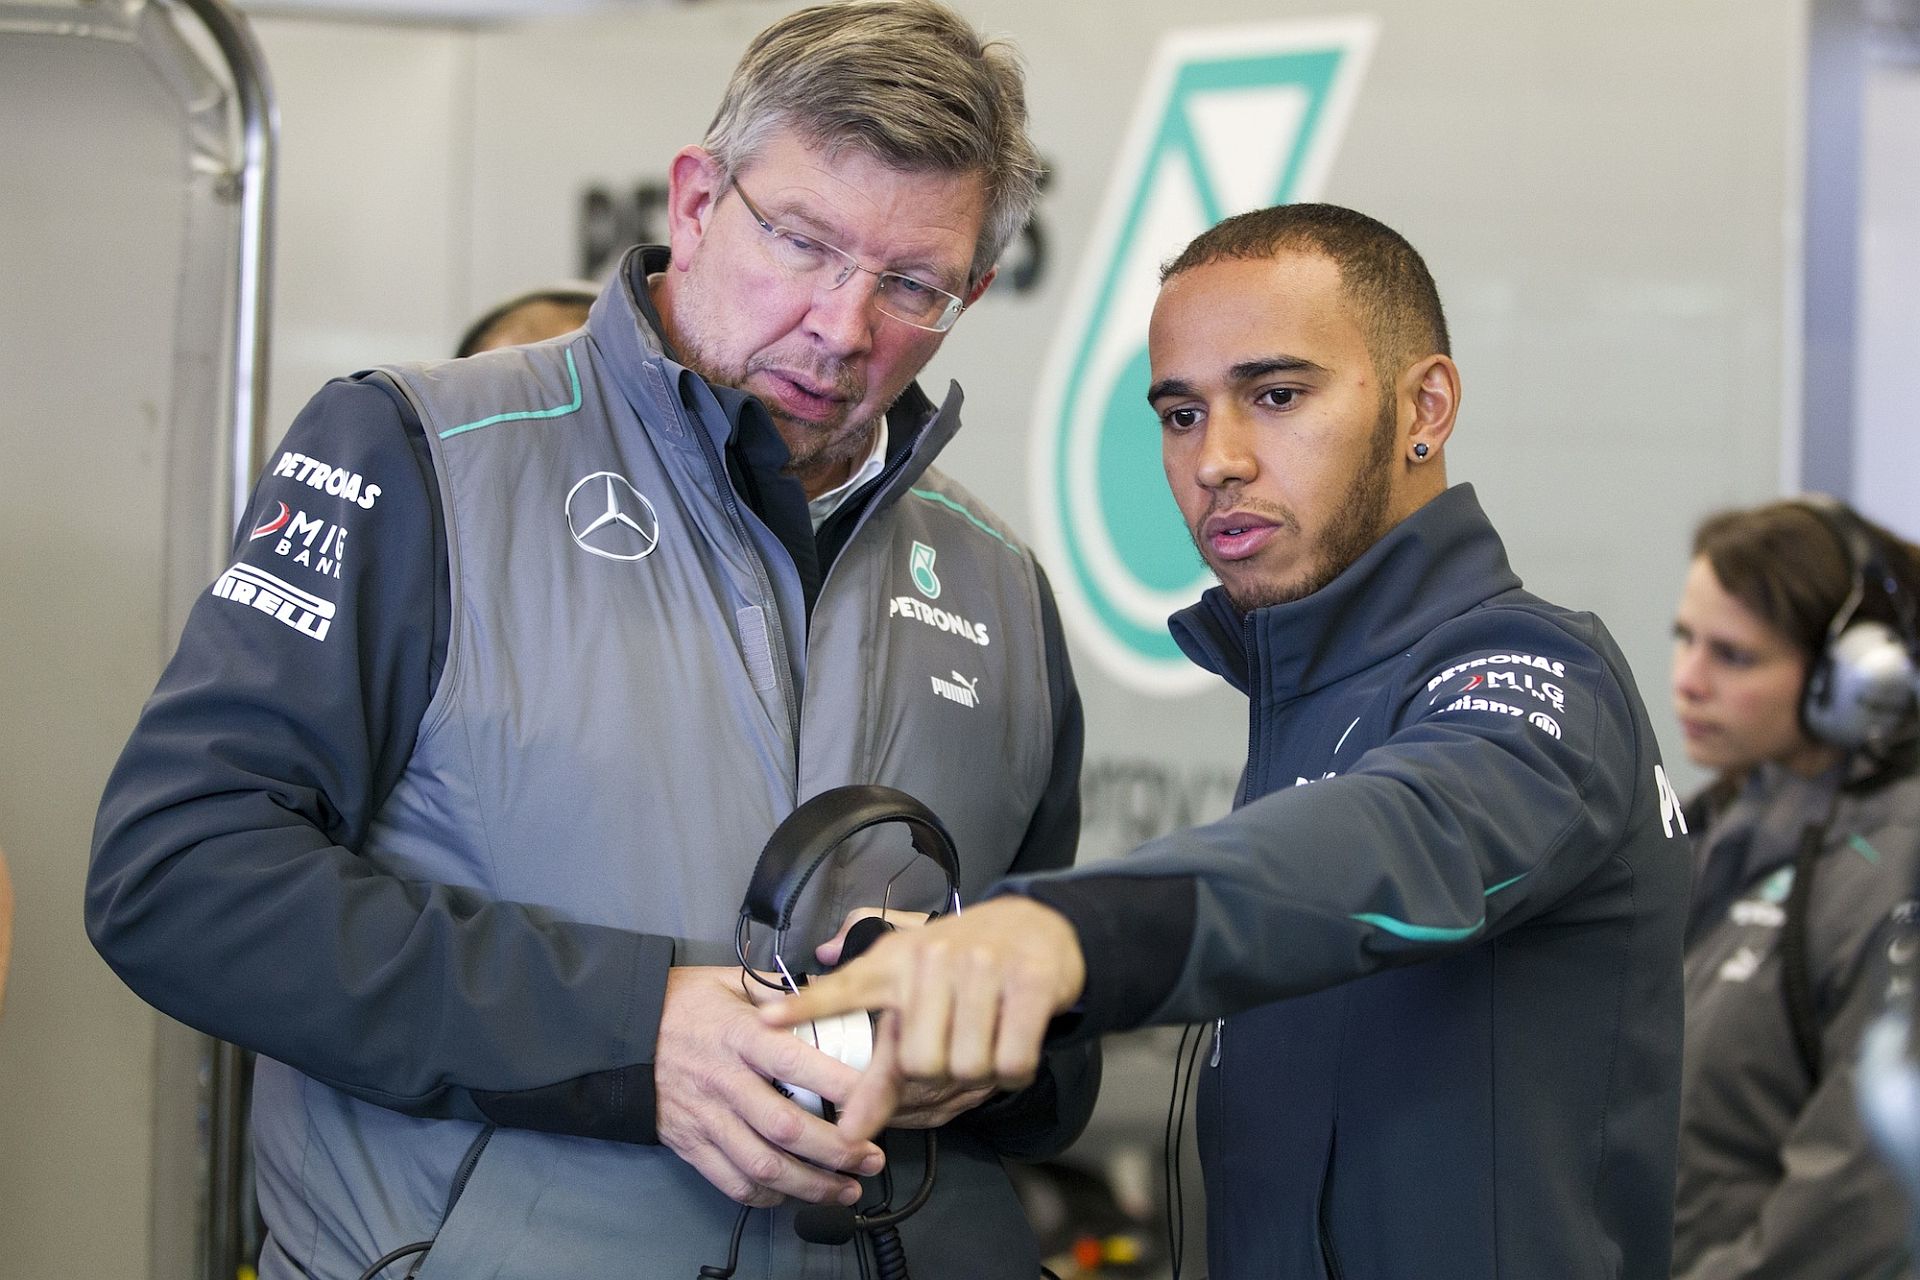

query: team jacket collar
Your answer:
[1170,484,1522,699]
[585,245,962,504]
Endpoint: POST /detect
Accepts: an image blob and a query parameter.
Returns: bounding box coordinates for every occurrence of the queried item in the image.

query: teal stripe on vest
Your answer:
[908,487,1024,555]
[440,349,585,439]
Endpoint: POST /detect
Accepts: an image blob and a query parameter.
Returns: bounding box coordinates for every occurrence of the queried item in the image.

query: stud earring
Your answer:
[1413,442,1430,460]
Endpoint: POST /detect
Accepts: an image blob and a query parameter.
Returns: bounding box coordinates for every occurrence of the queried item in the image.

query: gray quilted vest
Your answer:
[251,264,1061,1280]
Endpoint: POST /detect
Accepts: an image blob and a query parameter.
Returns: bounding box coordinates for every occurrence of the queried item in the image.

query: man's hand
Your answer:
[814,909,997,1128]
[655,966,885,1207]
[763,897,1086,1141]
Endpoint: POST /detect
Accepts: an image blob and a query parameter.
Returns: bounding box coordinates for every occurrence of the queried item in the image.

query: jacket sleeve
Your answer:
[953,565,1102,1160]
[1008,608,1664,1032]
[86,377,674,1143]
[1675,908,1916,1279]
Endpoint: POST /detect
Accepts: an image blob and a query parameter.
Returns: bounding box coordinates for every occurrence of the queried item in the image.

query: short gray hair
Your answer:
[704,0,1042,286]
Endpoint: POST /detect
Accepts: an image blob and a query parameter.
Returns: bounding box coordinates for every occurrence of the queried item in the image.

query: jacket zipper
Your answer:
[403,1123,495,1279]
[818,440,920,595]
[679,393,801,748]
[1319,1221,1347,1280]
[1210,1017,1224,1067]
[1317,1148,1346,1280]
[442,1124,495,1222]
[1238,614,1260,808]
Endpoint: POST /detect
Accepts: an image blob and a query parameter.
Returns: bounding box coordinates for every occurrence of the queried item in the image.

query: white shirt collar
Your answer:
[806,419,889,532]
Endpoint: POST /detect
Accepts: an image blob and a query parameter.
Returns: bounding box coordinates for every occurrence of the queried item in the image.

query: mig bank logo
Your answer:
[1030,19,1377,694]
[910,541,942,600]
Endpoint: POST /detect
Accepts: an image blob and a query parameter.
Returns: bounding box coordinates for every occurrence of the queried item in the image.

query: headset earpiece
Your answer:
[1798,497,1920,752]
[840,913,897,964]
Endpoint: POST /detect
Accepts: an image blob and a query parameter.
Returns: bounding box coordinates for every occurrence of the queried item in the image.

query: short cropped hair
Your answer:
[1162,203,1450,385]
[703,0,1042,285]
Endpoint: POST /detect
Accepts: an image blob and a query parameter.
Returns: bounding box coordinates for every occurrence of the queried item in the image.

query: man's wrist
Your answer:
[1001,894,1087,1010]
[1013,876,1196,1038]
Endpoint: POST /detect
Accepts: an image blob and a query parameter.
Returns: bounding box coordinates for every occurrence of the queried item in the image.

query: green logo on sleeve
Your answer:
[1029,20,1377,694]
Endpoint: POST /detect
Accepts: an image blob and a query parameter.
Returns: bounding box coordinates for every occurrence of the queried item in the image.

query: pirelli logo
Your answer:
[212,563,336,642]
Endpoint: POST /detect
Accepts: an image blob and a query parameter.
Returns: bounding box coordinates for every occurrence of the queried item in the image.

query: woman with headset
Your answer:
[1670,498,1920,1279]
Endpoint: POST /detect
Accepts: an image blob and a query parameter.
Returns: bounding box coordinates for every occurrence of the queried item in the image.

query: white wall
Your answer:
[254,18,478,436]
[0,32,192,1280]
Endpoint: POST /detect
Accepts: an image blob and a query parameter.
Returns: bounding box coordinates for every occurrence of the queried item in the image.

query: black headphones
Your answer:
[707,785,961,1280]
[1799,496,1920,752]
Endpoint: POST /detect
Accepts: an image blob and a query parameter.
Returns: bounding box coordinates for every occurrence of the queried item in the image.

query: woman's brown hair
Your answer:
[1692,500,1920,662]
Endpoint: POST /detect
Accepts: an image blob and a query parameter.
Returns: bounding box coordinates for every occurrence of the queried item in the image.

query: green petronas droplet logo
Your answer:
[911,541,942,600]
[1029,19,1377,695]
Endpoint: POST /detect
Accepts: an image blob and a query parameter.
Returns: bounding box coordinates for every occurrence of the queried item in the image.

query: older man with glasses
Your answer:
[86,3,1096,1278]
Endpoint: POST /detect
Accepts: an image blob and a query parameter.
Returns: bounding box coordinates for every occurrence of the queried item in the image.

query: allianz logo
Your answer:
[930,671,980,709]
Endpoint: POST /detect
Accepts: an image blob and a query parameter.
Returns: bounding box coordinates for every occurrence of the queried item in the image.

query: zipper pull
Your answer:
[1209,1017,1224,1067]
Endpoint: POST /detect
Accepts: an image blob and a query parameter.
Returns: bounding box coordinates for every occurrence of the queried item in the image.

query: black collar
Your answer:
[1170,485,1522,698]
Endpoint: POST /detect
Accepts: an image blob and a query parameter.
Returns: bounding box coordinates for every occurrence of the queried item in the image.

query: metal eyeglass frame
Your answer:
[729,179,968,333]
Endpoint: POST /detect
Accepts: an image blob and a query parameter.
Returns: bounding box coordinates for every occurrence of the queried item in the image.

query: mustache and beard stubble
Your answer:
[1191,394,1400,614]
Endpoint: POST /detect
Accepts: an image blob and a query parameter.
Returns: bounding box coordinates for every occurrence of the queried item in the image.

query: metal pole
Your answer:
[1799,0,1865,498]
[180,0,277,530]
[168,7,276,1275]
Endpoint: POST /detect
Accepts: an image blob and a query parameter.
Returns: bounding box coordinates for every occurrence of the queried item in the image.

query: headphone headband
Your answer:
[741,785,960,937]
[1801,497,1894,640]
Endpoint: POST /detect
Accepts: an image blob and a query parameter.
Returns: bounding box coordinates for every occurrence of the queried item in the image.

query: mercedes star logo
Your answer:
[565,471,660,561]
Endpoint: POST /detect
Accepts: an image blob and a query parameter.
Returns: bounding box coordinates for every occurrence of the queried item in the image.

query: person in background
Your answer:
[85,3,1095,1277]
[1670,497,1920,1280]
[774,202,1691,1278]
[453,282,598,358]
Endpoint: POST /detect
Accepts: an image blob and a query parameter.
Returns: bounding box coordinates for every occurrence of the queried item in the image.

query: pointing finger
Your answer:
[762,953,900,1029]
[834,1010,904,1143]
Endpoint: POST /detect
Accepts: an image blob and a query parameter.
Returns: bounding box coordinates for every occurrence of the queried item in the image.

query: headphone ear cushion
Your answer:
[1796,497,1920,751]
[1805,621,1920,749]
[840,915,896,964]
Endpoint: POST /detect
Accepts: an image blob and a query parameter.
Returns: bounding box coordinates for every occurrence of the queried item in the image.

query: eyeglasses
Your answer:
[730,179,968,334]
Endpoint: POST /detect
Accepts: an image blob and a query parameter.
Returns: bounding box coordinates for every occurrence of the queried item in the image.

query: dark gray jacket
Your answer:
[89,249,1094,1279]
[1020,485,1689,1278]
[1674,760,1920,1280]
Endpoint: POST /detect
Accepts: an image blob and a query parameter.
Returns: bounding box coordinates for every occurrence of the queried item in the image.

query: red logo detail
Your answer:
[249,502,290,541]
